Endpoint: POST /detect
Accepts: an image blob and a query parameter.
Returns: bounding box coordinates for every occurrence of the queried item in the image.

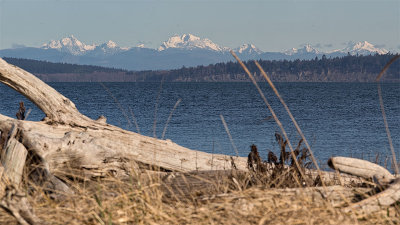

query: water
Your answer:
[0,82,399,169]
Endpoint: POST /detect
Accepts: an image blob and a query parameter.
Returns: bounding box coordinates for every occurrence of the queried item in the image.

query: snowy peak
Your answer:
[41,36,128,55]
[98,40,119,50]
[301,44,319,54]
[158,34,225,51]
[342,41,388,55]
[285,44,319,55]
[235,44,262,54]
[41,35,95,55]
[284,48,298,55]
[96,40,123,53]
[104,40,117,49]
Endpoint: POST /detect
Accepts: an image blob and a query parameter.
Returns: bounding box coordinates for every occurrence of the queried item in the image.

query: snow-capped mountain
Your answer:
[235,44,262,54]
[339,41,388,55]
[103,40,117,49]
[93,40,128,55]
[285,44,319,55]
[41,36,128,56]
[41,35,96,55]
[158,34,226,51]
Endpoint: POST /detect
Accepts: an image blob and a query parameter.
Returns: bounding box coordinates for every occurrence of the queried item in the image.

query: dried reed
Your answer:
[128,107,141,134]
[152,75,165,138]
[375,55,399,174]
[161,98,182,139]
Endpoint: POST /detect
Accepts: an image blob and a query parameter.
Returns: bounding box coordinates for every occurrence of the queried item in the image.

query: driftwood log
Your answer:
[0,58,248,180]
[0,57,249,224]
[329,156,400,214]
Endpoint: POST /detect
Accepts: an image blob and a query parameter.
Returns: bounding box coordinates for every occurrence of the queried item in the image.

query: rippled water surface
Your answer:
[1,82,399,169]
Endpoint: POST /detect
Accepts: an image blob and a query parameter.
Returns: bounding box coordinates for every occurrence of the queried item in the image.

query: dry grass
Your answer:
[0,157,399,225]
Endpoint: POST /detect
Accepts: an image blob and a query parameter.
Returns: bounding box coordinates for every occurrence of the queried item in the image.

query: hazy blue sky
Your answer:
[0,0,399,52]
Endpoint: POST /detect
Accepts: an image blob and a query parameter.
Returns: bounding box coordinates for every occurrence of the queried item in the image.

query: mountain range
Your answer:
[0,34,390,71]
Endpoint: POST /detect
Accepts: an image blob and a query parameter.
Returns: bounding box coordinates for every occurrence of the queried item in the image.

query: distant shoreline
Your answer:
[33,73,399,83]
[4,54,400,83]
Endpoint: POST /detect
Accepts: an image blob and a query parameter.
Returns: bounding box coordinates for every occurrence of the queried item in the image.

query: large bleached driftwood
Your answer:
[0,57,359,189]
[0,58,247,181]
[0,57,249,224]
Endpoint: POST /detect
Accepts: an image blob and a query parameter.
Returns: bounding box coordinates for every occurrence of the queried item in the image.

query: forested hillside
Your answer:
[3,54,399,82]
[147,53,399,82]
[3,57,130,74]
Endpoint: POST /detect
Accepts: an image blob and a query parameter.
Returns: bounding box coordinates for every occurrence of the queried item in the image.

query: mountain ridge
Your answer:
[38,34,389,55]
[0,34,391,71]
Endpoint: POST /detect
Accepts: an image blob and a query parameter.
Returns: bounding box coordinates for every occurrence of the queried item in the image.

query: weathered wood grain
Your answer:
[328,156,394,185]
[0,57,247,177]
[1,124,27,185]
[344,178,400,214]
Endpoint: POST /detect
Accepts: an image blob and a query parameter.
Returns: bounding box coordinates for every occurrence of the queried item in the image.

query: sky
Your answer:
[0,0,399,52]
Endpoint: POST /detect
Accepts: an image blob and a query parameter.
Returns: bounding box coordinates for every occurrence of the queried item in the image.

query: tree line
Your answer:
[3,57,129,74]
[144,53,399,82]
[3,53,399,82]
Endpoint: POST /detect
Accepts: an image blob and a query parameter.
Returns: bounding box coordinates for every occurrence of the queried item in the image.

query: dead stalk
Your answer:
[152,75,165,138]
[129,107,141,134]
[220,114,239,157]
[161,98,182,139]
[375,55,399,174]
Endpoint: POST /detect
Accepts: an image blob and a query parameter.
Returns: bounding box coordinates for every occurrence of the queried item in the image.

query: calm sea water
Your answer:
[1,82,399,169]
